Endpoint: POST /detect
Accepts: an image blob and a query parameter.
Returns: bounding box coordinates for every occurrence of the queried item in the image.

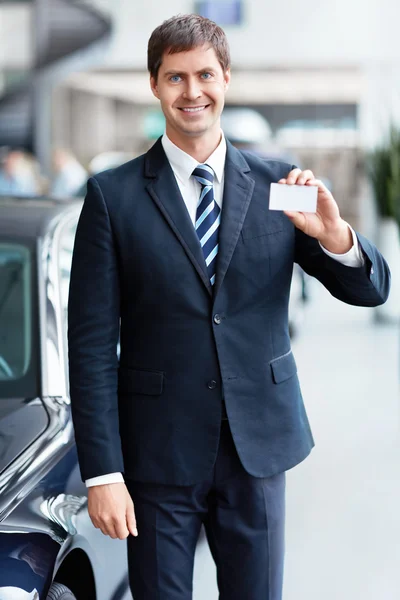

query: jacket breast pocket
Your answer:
[118,367,164,396]
[241,211,286,240]
[269,350,297,384]
[241,223,284,240]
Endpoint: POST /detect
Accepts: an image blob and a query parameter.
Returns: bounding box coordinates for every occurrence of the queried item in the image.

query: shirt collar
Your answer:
[161,132,226,184]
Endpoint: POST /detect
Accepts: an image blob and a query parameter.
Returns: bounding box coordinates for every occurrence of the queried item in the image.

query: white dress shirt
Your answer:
[85,132,364,488]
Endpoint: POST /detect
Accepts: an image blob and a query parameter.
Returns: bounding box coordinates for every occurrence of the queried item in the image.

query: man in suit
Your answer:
[68,14,390,600]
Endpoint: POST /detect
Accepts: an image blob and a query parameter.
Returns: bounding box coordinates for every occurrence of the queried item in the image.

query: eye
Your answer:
[201,72,212,79]
[169,75,182,83]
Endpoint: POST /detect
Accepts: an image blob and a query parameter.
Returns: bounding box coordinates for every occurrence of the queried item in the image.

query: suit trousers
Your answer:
[126,419,286,600]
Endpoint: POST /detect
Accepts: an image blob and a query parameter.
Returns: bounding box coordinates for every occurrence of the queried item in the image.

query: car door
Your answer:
[0,241,49,477]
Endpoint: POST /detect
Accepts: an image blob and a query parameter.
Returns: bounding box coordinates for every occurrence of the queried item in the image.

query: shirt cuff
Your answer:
[319,224,365,267]
[85,472,125,488]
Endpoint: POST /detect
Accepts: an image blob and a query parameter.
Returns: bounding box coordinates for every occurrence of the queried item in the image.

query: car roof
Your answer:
[0,197,83,241]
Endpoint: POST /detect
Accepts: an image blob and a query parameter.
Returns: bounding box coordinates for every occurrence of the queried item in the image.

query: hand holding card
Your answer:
[270,168,353,254]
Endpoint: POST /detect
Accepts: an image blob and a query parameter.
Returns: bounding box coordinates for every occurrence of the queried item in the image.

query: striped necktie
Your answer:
[192,164,221,287]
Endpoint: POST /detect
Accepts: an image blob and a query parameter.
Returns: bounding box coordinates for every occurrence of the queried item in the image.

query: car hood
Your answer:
[0,397,49,475]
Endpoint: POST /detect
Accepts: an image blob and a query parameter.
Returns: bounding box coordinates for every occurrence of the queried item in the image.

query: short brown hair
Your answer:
[148,14,231,80]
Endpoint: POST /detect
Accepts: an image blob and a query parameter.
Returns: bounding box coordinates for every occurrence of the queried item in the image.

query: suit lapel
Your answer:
[213,141,255,299]
[145,139,212,296]
[144,138,255,300]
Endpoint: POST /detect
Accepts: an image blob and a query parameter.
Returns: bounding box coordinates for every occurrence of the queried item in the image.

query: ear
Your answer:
[150,75,160,99]
[223,68,231,92]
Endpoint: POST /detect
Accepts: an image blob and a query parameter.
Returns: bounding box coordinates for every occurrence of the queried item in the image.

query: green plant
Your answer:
[368,126,400,223]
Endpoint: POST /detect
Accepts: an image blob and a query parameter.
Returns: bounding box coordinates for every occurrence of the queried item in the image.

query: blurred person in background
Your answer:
[50,148,88,199]
[0,149,40,197]
[221,106,297,164]
[68,14,390,600]
[73,151,137,197]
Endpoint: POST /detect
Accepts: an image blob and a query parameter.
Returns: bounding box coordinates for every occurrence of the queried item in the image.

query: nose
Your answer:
[183,77,202,101]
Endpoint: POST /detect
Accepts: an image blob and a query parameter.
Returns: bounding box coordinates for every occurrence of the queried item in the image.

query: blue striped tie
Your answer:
[192,164,220,287]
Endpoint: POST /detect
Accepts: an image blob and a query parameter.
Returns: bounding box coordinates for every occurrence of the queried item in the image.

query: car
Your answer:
[0,197,131,600]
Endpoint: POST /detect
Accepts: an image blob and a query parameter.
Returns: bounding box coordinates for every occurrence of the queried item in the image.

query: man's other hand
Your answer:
[88,482,138,539]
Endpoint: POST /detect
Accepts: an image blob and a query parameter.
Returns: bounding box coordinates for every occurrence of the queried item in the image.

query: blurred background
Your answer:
[0,1,399,598]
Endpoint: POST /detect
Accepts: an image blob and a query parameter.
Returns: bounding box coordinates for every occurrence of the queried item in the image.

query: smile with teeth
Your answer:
[179,105,209,112]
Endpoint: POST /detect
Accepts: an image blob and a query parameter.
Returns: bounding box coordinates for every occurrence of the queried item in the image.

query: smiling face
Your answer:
[150,44,230,149]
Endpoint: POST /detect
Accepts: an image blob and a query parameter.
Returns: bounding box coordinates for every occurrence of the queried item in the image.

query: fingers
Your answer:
[284,168,302,184]
[92,515,120,539]
[92,512,133,540]
[114,518,131,540]
[304,178,332,201]
[279,169,315,186]
[296,170,314,185]
[88,483,138,540]
[284,210,306,229]
[304,178,322,187]
[126,501,138,537]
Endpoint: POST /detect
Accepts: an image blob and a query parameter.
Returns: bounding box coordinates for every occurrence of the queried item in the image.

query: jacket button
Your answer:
[213,314,222,325]
[207,380,217,389]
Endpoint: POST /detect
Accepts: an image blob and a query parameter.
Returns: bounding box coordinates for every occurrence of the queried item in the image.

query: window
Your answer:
[0,243,31,382]
[58,218,78,390]
[194,1,243,26]
[58,220,77,323]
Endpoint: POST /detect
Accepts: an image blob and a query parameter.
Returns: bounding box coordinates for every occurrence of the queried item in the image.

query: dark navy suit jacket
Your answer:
[68,138,390,485]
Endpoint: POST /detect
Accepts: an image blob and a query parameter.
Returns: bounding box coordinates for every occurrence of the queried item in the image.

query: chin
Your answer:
[175,124,206,137]
[182,120,217,135]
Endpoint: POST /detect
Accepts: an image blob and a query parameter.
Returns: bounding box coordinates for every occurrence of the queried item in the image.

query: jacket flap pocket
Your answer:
[242,212,285,239]
[242,222,283,239]
[270,350,297,384]
[118,368,164,395]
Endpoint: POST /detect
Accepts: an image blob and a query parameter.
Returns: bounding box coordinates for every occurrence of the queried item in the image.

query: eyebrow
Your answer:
[163,67,215,78]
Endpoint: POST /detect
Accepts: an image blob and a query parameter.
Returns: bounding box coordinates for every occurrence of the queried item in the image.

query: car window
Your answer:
[58,218,80,393]
[59,220,77,320]
[0,243,31,381]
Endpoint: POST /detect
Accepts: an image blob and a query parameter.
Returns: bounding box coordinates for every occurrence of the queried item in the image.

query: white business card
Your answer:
[269,183,318,213]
